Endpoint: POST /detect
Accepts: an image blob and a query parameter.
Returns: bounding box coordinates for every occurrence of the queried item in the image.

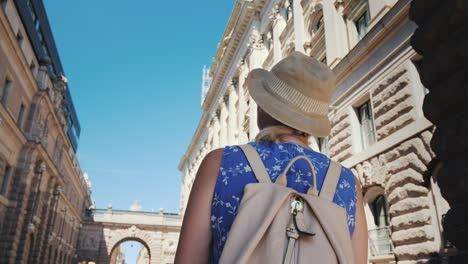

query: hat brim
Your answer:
[247,68,331,137]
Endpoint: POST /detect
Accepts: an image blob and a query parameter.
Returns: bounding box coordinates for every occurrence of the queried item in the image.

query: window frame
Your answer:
[1,78,12,105]
[354,10,369,41]
[1,163,11,195]
[356,100,376,151]
[17,103,26,128]
[318,136,330,157]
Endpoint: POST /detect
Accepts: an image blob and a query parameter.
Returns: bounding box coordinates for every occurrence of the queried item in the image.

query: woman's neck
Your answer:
[276,134,310,149]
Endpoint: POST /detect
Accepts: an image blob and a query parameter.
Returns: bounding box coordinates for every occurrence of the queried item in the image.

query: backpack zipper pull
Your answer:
[291,196,315,237]
[290,197,303,215]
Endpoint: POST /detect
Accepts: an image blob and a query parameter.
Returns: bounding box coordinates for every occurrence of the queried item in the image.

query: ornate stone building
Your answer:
[0,0,92,263]
[76,208,181,264]
[179,0,455,263]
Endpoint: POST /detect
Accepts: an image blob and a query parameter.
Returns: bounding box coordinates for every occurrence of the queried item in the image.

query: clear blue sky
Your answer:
[43,0,235,215]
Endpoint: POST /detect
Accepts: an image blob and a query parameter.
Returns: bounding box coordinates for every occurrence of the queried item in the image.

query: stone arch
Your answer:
[364,186,394,257]
[106,225,159,264]
[363,186,390,229]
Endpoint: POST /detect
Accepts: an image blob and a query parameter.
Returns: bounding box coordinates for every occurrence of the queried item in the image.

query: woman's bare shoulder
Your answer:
[197,148,224,178]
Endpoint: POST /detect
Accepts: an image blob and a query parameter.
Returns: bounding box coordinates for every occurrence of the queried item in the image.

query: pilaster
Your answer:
[237,63,249,144]
[292,0,306,52]
[227,86,238,145]
[219,101,228,147]
[323,0,349,68]
[212,114,221,149]
[270,4,285,63]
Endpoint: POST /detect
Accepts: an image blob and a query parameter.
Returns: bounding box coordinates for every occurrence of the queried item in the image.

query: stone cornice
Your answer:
[202,0,257,112]
[179,0,268,171]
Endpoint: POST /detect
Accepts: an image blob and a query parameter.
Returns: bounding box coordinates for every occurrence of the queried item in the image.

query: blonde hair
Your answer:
[255,125,309,144]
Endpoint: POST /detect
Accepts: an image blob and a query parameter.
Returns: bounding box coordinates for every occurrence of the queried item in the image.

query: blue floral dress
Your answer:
[210,142,357,263]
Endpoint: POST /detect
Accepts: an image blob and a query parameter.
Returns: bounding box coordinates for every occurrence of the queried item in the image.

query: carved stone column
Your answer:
[292,0,306,52]
[237,62,249,144]
[227,86,238,145]
[212,113,221,149]
[322,0,348,68]
[409,1,468,262]
[219,101,228,147]
[270,4,285,63]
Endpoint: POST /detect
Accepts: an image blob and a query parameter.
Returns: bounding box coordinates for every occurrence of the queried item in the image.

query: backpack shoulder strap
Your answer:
[238,144,271,183]
[319,160,342,201]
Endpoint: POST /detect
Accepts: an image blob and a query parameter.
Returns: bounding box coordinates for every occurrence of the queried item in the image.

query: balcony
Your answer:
[368,226,395,263]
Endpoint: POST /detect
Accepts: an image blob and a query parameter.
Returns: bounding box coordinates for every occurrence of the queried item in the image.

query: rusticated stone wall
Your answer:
[327,44,449,262]
[410,0,468,263]
[351,130,436,263]
[372,64,418,141]
[329,110,353,163]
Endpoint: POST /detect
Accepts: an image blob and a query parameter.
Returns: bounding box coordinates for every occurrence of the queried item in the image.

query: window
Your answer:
[37,28,44,42]
[1,164,11,194]
[16,31,24,47]
[17,104,25,127]
[1,78,12,105]
[34,19,40,31]
[355,11,369,41]
[318,137,329,156]
[232,77,239,90]
[320,56,327,65]
[357,101,375,150]
[27,0,36,21]
[368,194,393,256]
[30,62,36,76]
[1,0,7,10]
[371,195,389,227]
[281,0,293,21]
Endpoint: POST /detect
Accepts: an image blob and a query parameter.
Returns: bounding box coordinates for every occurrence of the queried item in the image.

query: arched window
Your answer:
[364,187,393,259]
[304,4,326,62]
[371,194,389,227]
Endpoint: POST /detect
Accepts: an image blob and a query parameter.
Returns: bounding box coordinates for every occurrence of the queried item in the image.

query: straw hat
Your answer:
[246,51,336,137]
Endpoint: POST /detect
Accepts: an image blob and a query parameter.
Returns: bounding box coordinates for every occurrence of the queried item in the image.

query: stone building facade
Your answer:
[0,0,92,263]
[179,0,454,263]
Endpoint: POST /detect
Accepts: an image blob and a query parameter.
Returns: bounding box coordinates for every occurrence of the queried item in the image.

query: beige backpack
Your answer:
[219,144,354,264]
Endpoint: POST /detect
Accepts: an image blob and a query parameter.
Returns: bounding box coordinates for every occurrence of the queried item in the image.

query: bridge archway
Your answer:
[107,226,155,263]
[77,209,181,264]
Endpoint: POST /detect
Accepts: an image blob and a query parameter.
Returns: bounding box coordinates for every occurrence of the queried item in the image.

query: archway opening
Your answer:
[363,186,393,259]
[110,238,150,264]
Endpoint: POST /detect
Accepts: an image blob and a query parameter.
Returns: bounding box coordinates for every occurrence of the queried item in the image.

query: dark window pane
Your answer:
[1,79,12,105]
[1,165,11,194]
[355,11,369,41]
[17,104,25,127]
[318,136,330,157]
[357,101,375,150]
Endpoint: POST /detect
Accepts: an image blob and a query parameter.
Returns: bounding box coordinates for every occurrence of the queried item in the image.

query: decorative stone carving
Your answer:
[248,31,264,50]
[269,4,281,21]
